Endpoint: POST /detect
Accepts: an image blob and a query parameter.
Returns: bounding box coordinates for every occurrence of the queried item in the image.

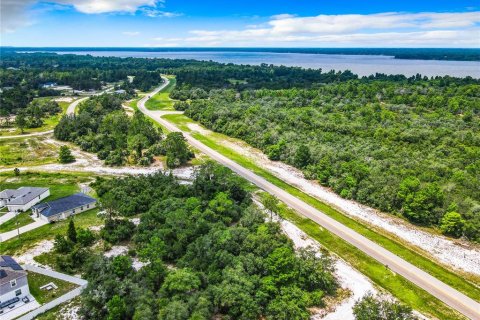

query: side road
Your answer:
[138,78,480,320]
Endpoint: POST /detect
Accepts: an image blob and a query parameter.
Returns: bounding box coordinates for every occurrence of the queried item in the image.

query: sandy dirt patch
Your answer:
[54,97,74,102]
[14,240,54,269]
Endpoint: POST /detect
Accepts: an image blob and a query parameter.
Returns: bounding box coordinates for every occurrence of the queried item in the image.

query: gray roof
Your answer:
[0,189,21,200]
[7,187,49,205]
[0,256,26,285]
[33,193,96,218]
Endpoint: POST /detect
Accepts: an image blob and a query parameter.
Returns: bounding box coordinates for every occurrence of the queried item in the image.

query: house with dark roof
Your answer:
[32,193,97,222]
[1,187,50,212]
[0,256,31,311]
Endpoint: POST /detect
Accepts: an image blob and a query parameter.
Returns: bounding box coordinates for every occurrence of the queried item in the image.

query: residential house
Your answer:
[0,256,31,312]
[1,187,50,212]
[32,193,97,222]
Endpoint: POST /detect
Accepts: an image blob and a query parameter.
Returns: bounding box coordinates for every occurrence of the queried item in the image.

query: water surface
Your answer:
[53,51,480,78]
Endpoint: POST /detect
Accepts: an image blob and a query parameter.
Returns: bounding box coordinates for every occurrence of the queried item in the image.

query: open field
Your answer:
[145,76,177,110]
[28,271,77,304]
[0,136,59,168]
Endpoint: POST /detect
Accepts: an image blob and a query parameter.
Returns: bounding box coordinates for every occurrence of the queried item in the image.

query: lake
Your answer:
[53,50,480,78]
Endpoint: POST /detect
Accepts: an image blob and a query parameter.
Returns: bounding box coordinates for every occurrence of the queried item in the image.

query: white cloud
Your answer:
[179,11,480,47]
[55,0,160,14]
[139,8,182,17]
[1,0,177,33]
[123,31,140,36]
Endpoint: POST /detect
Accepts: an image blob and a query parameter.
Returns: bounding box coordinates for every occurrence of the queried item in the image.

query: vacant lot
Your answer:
[0,136,58,168]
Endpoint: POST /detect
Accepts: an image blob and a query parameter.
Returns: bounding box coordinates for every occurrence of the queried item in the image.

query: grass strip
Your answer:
[145,77,177,110]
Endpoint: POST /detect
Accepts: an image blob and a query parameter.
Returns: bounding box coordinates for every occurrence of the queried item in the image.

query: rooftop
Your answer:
[0,256,26,285]
[33,193,97,217]
[0,189,21,200]
[7,187,49,206]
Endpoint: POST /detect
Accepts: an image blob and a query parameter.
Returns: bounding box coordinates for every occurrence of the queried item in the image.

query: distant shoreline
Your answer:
[2,47,480,62]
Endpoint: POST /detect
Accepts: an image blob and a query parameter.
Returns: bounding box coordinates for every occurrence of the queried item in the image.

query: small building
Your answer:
[2,187,50,213]
[32,193,97,223]
[0,256,31,311]
[114,89,126,94]
[41,82,57,88]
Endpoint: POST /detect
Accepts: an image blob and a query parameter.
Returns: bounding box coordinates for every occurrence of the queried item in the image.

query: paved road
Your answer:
[138,78,480,320]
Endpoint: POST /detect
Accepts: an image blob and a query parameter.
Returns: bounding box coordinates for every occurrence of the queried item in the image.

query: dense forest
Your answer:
[75,163,339,319]
[179,80,480,241]
[3,52,479,240]
[3,47,480,61]
[5,51,476,116]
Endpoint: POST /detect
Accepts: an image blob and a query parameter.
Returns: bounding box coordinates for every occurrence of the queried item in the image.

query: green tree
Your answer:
[294,145,311,168]
[107,295,126,320]
[163,132,194,168]
[353,293,417,320]
[67,219,77,243]
[15,112,27,133]
[440,212,465,238]
[13,168,20,176]
[262,193,279,220]
[58,146,75,163]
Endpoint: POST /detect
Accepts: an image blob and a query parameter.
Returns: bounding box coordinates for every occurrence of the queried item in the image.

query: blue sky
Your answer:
[1,0,479,47]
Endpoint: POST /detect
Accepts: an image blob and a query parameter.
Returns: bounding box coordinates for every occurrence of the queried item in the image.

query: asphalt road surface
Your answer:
[139,78,480,320]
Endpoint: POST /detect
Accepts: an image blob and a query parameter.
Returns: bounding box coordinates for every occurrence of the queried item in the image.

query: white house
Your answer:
[0,256,31,313]
[2,187,50,213]
[32,193,97,222]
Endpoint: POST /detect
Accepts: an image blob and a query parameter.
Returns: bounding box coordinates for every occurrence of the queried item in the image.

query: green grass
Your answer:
[191,131,480,299]
[0,211,34,233]
[0,171,102,255]
[2,208,102,255]
[0,98,71,136]
[0,136,59,168]
[145,77,177,110]
[27,271,77,304]
[161,114,193,132]
[267,196,465,320]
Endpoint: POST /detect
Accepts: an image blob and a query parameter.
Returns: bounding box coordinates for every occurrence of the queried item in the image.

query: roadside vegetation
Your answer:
[145,76,176,110]
[179,81,480,242]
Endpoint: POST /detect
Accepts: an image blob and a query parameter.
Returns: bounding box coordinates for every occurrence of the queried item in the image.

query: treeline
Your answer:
[3,52,478,115]
[180,80,480,242]
[79,162,338,319]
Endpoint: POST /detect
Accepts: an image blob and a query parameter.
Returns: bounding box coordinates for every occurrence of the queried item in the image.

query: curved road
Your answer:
[0,88,111,140]
[139,77,480,319]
